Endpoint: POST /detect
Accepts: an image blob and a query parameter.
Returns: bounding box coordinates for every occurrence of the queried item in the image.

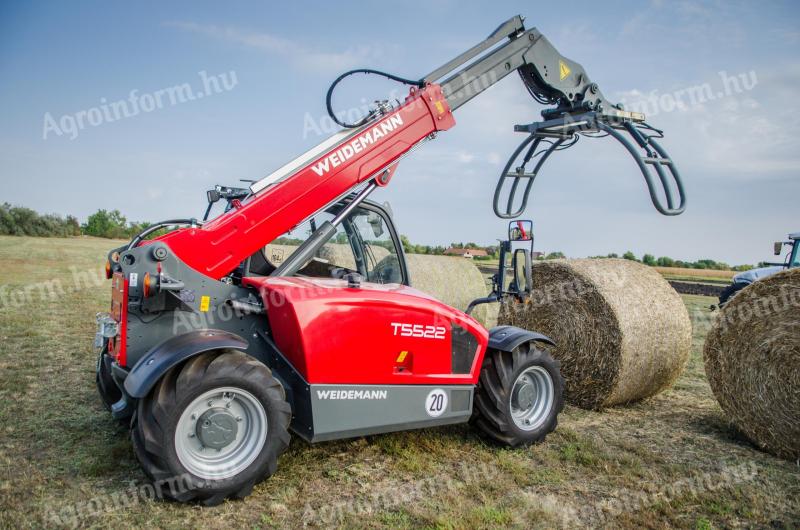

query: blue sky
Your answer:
[1,0,798,265]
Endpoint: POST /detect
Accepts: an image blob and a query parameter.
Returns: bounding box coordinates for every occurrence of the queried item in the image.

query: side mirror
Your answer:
[207,189,221,204]
[367,212,385,238]
[774,242,783,256]
[509,220,533,241]
[512,248,532,295]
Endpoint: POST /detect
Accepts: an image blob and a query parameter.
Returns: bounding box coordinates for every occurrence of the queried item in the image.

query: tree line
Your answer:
[588,251,754,271]
[0,204,756,270]
[400,236,500,259]
[401,242,754,271]
[0,203,153,239]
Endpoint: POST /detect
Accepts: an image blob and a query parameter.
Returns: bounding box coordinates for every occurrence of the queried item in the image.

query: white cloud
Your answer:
[618,1,747,47]
[775,29,800,45]
[620,13,650,38]
[166,21,382,74]
[675,0,713,17]
[455,150,475,164]
[145,187,163,200]
[613,64,800,179]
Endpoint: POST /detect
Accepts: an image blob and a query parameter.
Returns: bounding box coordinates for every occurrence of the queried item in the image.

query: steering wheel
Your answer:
[330,267,351,280]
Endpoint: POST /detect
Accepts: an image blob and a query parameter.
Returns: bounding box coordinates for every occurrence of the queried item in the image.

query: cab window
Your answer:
[260,205,404,284]
[348,208,403,284]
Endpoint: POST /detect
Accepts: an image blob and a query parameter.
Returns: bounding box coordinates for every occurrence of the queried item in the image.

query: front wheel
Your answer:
[718,281,746,307]
[131,350,291,505]
[472,342,564,447]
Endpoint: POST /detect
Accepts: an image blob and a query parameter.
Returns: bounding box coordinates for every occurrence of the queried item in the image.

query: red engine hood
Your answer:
[242,276,488,385]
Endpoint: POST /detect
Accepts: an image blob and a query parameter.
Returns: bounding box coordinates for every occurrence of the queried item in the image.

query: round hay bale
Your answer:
[263,243,299,267]
[319,243,391,270]
[703,268,800,460]
[405,254,492,326]
[265,242,391,270]
[499,258,692,409]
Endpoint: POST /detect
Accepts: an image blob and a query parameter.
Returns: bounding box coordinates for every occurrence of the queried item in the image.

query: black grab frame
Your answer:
[493,111,686,219]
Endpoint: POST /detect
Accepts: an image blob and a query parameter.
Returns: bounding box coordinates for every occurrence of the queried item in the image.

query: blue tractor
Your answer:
[719,232,800,306]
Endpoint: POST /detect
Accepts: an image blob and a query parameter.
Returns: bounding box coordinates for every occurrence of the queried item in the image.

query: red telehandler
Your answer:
[94,16,686,504]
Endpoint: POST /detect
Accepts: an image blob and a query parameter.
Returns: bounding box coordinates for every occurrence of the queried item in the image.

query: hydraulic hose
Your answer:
[126,219,198,250]
[326,69,424,128]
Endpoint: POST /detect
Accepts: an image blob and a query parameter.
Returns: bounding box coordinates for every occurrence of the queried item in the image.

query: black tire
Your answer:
[718,282,747,307]
[96,351,122,411]
[472,342,564,447]
[131,350,291,505]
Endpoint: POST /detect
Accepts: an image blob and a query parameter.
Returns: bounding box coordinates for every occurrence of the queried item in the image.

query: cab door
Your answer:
[341,203,407,285]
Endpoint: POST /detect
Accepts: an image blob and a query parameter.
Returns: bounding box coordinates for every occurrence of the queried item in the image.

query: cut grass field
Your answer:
[0,236,797,529]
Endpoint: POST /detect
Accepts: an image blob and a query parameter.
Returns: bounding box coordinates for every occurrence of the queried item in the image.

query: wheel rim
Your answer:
[509,366,555,431]
[174,387,268,480]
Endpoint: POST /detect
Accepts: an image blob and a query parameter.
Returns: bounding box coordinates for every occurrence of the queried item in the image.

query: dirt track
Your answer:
[668,280,724,298]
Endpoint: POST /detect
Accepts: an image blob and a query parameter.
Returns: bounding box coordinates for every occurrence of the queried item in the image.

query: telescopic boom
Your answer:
[155,15,685,279]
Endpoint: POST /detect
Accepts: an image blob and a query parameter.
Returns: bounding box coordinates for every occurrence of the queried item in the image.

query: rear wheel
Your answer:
[131,350,291,505]
[472,342,564,447]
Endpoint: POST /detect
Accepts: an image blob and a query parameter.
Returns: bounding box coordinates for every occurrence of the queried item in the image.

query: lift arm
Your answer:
[428,15,619,116]
[154,15,685,280]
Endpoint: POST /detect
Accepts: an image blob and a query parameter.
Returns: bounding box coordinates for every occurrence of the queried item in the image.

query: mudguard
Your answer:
[124,329,249,398]
[488,325,555,352]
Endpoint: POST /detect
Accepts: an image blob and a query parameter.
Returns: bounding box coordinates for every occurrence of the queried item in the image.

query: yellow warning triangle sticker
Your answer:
[559,60,571,81]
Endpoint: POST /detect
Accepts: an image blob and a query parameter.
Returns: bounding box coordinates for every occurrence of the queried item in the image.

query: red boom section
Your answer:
[244,276,488,385]
[157,84,455,279]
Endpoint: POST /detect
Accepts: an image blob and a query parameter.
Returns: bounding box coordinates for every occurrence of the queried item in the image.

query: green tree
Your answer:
[622,251,639,262]
[83,209,128,238]
[544,251,565,260]
[656,256,674,267]
[400,234,414,254]
[65,215,81,236]
[642,253,656,266]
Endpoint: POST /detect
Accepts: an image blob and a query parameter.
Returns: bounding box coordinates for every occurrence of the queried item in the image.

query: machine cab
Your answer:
[244,198,409,287]
[773,232,800,269]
